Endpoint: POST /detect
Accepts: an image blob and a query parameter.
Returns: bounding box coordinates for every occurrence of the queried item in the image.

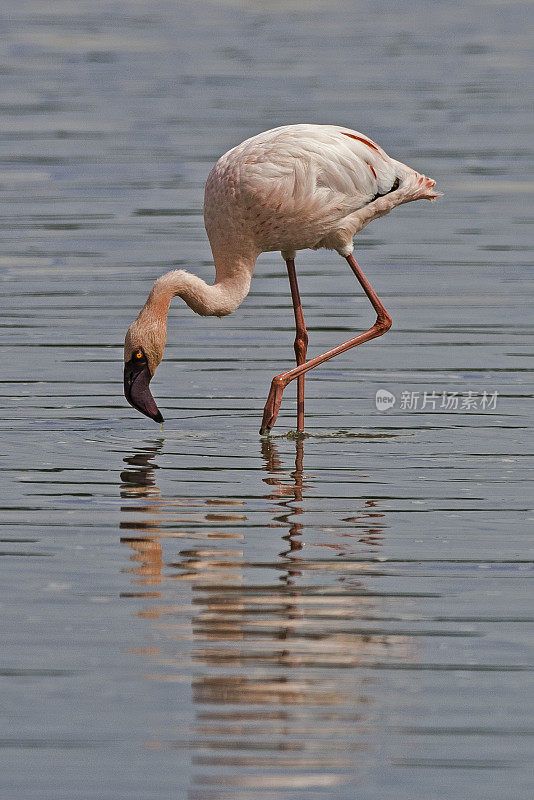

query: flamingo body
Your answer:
[204,124,437,266]
[124,124,439,429]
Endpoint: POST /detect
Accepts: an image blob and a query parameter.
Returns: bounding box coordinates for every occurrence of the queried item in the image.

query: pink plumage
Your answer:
[124,124,439,432]
[204,124,438,264]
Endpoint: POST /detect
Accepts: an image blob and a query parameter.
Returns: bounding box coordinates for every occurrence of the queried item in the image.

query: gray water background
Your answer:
[1,1,533,798]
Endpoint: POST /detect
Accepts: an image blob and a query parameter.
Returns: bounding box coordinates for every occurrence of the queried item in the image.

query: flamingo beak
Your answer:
[124,359,164,423]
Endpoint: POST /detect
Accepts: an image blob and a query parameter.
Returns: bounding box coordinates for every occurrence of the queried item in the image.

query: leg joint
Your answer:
[294,328,309,348]
[272,375,286,392]
[376,312,393,333]
[293,329,308,361]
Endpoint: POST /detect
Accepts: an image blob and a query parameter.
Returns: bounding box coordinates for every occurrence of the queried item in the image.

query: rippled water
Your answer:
[1,1,533,798]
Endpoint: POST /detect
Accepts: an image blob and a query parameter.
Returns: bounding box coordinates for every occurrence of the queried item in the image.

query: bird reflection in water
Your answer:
[120,441,165,592]
[119,437,415,797]
[261,437,306,585]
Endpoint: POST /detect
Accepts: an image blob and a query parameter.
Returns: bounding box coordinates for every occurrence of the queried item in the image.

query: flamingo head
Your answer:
[123,317,166,423]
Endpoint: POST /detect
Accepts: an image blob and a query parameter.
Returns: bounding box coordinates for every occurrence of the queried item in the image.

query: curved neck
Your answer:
[140,257,255,322]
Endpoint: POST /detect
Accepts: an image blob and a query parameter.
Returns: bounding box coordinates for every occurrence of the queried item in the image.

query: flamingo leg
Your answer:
[286,258,309,432]
[260,253,392,434]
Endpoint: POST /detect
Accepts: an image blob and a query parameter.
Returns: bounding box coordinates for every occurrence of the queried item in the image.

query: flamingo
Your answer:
[124,124,439,433]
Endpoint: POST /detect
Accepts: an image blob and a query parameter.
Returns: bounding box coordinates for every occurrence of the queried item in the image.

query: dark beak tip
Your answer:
[124,363,164,424]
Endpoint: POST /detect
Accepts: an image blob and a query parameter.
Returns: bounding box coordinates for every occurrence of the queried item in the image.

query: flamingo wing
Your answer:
[235,125,399,214]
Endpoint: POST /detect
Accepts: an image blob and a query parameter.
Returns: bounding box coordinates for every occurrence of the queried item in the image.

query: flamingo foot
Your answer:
[260,376,286,434]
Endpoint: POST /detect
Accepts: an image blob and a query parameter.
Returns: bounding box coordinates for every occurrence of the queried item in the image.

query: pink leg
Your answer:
[260,253,392,434]
[286,258,308,432]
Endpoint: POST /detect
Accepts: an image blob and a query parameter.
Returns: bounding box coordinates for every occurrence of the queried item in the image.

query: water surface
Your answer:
[1,1,533,798]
